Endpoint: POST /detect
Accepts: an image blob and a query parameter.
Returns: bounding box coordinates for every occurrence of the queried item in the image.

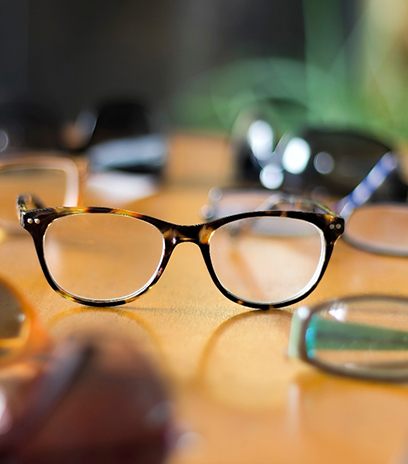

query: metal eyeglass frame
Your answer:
[288,294,408,382]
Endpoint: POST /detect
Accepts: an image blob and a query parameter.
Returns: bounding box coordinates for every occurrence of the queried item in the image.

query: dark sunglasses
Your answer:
[234,116,407,201]
[75,98,167,174]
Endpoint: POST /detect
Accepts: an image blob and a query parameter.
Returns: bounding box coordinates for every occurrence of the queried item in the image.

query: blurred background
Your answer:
[1,0,407,142]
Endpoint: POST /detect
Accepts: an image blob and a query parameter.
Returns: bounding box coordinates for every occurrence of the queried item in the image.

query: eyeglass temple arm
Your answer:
[335,152,400,218]
[288,310,408,359]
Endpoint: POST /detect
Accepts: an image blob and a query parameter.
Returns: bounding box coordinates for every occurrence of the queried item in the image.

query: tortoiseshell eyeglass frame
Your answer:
[17,193,344,309]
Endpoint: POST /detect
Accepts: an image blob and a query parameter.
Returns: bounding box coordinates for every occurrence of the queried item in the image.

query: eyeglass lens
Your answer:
[210,216,325,304]
[345,203,408,256]
[260,129,395,197]
[44,213,325,305]
[305,298,408,378]
[293,130,388,191]
[44,214,165,302]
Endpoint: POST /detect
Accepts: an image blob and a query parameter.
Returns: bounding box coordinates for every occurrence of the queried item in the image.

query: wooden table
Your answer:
[1,134,408,464]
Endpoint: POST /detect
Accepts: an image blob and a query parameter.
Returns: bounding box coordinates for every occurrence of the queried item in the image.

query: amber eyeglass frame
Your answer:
[18,193,344,309]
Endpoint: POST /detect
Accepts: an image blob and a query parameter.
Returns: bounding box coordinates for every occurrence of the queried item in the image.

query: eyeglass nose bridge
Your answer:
[153,223,213,286]
[163,223,213,246]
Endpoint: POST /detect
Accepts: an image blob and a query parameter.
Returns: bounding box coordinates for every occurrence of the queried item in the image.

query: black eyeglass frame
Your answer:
[18,193,344,309]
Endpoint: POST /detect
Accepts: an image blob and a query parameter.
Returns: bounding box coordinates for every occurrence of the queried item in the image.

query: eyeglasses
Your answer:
[288,295,408,382]
[18,193,344,308]
[0,280,172,462]
[203,178,408,257]
[234,115,407,201]
[0,155,81,234]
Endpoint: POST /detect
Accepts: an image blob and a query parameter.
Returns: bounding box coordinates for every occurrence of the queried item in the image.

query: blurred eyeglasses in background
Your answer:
[0,278,173,464]
[0,156,81,234]
[288,295,408,382]
[232,107,407,203]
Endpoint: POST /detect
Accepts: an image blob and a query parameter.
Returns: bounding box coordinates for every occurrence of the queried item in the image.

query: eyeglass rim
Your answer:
[18,193,344,309]
[342,202,408,257]
[291,294,408,382]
